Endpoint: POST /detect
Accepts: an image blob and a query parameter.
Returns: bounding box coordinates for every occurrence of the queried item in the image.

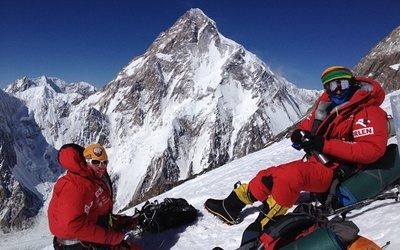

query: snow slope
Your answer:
[1,90,399,250]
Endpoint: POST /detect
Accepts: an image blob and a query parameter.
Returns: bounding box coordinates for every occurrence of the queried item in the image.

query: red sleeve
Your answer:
[56,182,124,245]
[323,106,388,164]
[297,112,314,131]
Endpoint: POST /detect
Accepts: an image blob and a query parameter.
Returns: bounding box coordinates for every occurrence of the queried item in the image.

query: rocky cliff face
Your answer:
[353,25,400,93]
[0,90,62,233]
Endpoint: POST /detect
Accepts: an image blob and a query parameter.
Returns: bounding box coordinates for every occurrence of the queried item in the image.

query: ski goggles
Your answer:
[324,79,350,92]
[86,159,109,166]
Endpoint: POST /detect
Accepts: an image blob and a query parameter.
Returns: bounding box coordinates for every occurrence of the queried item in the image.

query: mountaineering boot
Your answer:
[205,182,255,225]
[240,195,289,246]
[205,191,244,224]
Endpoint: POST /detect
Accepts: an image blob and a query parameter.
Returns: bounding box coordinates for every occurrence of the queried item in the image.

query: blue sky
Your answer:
[1,1,399,90]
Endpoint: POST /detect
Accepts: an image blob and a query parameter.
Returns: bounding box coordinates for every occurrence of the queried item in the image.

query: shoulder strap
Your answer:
[323,178,340,214]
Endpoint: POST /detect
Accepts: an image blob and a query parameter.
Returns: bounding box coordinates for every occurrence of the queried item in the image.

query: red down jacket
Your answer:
[248,77,388,207]
[48,144,123,245]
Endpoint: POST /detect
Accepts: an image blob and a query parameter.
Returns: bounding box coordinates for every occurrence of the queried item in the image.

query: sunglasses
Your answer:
[325,79,350,92]
[86,159,109,166]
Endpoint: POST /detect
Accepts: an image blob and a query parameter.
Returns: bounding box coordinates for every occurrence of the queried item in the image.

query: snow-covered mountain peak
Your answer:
[87,9,320,209]
[3,76,99,150]
[116,8,228,82]
[4,76,59,93]
[4,76,97,97]
[150,8,220,51]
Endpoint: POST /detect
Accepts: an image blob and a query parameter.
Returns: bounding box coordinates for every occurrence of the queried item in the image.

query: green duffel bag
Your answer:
[280,227,344,250]
[337,144,400,206]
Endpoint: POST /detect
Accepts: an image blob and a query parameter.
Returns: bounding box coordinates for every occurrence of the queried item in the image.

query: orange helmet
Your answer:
[83,143,108,161]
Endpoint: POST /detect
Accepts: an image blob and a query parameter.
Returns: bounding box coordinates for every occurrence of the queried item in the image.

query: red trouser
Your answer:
[248,159,334,207]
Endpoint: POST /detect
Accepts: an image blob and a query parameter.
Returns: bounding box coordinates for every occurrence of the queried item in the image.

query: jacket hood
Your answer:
[58,143,90,176]
[353,77,385,106]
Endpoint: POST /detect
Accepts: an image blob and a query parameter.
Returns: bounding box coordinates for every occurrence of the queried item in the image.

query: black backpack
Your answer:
[137,198,198,233]
[249,203,359,250]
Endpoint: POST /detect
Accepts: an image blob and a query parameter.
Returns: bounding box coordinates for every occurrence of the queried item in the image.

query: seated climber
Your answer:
[204,66,389,246]
[48,143,142,250]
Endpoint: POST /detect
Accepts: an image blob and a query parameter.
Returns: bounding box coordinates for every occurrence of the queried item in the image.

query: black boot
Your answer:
[205,191,246,225]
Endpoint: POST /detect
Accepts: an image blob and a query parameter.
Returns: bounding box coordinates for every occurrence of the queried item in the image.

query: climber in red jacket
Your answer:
[48,143,142,250]
[205,66,389,246]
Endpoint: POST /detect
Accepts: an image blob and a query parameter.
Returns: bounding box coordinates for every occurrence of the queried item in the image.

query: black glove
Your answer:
[301,134,325,152]
[119,240,131,249]
[290,129,309,144]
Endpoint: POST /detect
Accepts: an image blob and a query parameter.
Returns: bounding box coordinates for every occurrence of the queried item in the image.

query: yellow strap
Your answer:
[233,183,254,205]
[108,214,115,227]
[260,196,289,228]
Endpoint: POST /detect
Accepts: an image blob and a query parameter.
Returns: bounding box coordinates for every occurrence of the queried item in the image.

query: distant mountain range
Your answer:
[0,8,398,233]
